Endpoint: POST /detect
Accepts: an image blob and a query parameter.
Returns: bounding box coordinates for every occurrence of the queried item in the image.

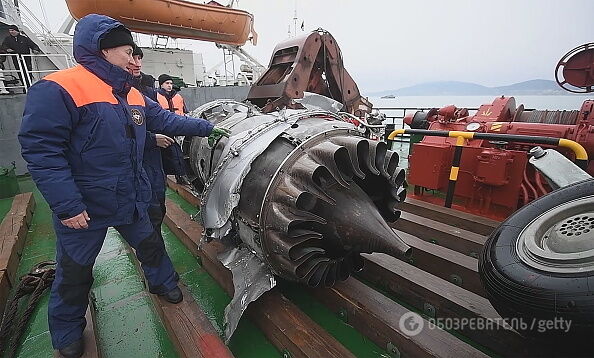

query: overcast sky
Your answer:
[18,0,594,92]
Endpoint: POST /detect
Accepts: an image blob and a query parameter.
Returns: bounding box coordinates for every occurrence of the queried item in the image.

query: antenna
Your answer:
[293,0,297,37]
[37,0,50,32]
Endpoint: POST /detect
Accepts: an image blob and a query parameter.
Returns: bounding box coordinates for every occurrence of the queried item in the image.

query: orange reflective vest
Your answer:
[45,65,145,107]
[157,92,185,115]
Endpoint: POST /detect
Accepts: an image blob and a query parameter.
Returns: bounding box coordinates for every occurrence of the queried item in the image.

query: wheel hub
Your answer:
[516,195,594,273]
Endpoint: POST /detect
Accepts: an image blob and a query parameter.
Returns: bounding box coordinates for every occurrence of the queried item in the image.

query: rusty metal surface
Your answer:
[246,29,372,116]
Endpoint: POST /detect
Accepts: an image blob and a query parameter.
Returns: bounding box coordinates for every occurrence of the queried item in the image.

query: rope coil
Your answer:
[0,261,56,358]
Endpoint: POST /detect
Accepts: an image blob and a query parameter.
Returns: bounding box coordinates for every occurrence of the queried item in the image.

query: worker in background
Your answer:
[1,24,41,88]
[156,72,194,183]
[130,44,157,101]
[18,14,231,358]
[157,73,187,115]
[128,44,182,266]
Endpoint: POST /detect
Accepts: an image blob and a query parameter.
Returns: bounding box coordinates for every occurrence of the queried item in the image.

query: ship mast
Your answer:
[293,1,297,37]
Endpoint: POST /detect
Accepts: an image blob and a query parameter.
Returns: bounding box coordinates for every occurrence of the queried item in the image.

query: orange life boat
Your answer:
[65,0,257,46]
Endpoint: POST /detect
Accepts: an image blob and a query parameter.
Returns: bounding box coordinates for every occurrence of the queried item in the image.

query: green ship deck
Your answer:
[1,174,552,358]
[2,177,392,358]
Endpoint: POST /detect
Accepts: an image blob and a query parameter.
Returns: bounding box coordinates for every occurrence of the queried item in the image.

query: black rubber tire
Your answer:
[479,178,594,343]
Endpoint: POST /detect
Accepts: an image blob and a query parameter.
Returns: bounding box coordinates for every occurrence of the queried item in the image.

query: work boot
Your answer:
[58,338,84,358]
[160,286,183,304]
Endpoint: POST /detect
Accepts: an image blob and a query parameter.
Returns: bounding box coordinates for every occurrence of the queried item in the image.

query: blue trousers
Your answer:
[48,208,177,349]
[147,193,166,244]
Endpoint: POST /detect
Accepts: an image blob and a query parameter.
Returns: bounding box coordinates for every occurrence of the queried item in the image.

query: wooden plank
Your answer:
[166,176,200,207]
[0,235,21,288]
[397,230,486,297]
[2,193,36,250]
[401,197,499,236]
[123,227,232,358]
[164,199,355,358]
[359,253,544,357]
[310,278,489,358]
[10,192,36,226]
[250,291,355,358]
[394,212,487,257]
[81,307,101,358]
[55,307,101,358]
[151,285,234,358]
[0,192,36,287]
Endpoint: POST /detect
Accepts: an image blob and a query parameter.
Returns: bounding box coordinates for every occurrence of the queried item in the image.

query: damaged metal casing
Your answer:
[184,102,410,340]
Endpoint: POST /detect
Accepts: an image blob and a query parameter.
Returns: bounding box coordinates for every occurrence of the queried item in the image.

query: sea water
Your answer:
[371,95,593,111]
[372,94,593,129]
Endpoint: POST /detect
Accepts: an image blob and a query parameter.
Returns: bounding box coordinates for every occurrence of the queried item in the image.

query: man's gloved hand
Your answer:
[208,126,231,147]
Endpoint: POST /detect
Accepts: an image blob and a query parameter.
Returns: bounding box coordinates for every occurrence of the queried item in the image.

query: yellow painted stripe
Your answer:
[449,167,460,181]
[559,139,588,160]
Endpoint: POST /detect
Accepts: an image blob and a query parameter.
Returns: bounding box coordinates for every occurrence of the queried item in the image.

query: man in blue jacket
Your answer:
[18,14,229,358]
[128,44,185,268]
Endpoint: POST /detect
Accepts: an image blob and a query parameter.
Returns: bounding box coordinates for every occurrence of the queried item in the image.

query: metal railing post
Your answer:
[0,53,75,94]
[0,69,8,94]
[445,135,466,208]
[17,54,28,92]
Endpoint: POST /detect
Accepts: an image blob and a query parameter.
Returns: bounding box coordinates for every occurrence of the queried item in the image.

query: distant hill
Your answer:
[369,79,567,97]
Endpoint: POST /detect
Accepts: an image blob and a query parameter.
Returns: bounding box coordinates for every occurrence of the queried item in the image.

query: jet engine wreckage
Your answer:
[180,30,410,339]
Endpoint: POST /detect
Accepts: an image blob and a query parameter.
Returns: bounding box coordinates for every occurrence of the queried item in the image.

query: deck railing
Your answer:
[374,106,481,147]
[0,53,75,94]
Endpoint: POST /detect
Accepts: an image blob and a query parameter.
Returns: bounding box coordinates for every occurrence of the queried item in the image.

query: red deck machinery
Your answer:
[405,97,594,219]
[404,97,594,219]
[402,42,594,220]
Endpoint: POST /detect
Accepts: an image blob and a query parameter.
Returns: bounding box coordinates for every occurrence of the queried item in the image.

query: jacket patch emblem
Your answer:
[130,108,144,126]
